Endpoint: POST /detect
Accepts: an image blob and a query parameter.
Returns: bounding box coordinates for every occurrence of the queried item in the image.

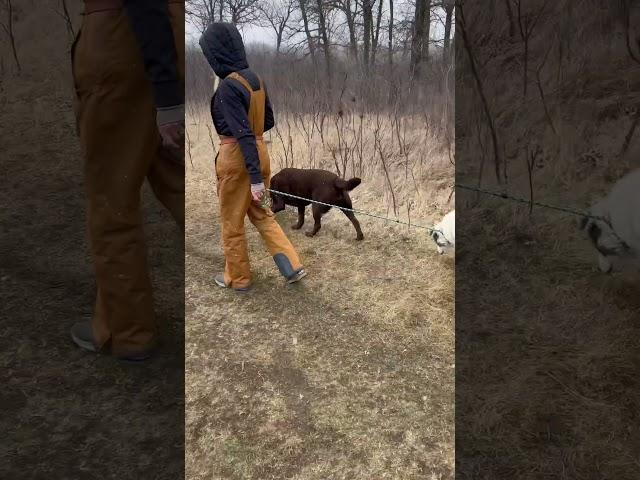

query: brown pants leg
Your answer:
[217,143,302,289]
[72,5,184,356]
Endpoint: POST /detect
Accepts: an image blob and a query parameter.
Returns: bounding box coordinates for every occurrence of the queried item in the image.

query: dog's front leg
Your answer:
[292,206,305,230]
[305,204,326,237]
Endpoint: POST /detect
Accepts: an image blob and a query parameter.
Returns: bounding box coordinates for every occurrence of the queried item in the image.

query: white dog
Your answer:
[431,210,455,255]
[579,169,640,273]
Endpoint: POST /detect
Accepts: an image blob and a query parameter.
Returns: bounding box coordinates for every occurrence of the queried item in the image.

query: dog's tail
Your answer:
[335,177,362,191]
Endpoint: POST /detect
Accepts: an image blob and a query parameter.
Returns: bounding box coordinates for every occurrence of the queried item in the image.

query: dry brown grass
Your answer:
[455,1,640,477]
[185,109,455,479]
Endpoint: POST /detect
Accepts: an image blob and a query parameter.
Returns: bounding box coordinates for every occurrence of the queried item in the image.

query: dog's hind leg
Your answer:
[305,204,329,237]
[342,210,364,240]
[292,206,305,230]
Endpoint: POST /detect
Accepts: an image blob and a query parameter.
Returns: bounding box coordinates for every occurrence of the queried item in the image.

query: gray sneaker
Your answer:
[70,320,152,362]
[214,274,251,292]
[287,268,307,284]
[70,320,98,353]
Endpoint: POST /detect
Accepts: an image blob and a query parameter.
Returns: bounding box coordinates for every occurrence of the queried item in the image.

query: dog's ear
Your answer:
[334,178,348,190]
[346,178,362,190]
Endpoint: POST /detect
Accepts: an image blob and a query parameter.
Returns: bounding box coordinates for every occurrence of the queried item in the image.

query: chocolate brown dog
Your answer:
[270,168,364,240]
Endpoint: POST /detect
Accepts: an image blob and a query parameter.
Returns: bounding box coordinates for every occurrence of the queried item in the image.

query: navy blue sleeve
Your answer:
[123,0,183,108]
[217,79,263,184]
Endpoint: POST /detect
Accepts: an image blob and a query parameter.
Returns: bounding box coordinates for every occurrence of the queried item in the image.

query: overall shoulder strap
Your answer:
[227,72,254,93]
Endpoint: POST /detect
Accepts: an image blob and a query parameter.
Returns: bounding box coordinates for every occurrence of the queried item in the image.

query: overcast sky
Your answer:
[186,22,277,47]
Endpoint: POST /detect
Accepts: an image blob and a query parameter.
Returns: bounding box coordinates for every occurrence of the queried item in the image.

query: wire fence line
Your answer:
[266,182,608,246]
[266,188,444,235]
[454,183,605,221]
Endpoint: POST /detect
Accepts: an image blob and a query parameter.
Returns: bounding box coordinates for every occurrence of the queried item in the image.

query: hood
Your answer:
[199,23,249,78]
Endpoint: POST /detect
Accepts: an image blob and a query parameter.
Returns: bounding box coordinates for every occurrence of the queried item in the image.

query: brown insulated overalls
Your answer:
[72,1,185,356]
[216,72,302,289]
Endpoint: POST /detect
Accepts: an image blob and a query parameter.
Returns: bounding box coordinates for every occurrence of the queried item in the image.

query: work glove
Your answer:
[157,104,185,164]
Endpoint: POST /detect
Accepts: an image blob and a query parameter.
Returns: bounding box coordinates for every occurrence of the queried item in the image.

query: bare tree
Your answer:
[371,0,384,67]
[442,0,454,60]
[334,0,359,61]
[515,0,549,97]
[410,0,431,78]
[227,0,261,24]
[458,2,501,183]
[314,0,333,85]
[362,0,373,71]
[298,0,319,67]
[186,0,223,32]
[259,0,296,54]
[186,0,260,30]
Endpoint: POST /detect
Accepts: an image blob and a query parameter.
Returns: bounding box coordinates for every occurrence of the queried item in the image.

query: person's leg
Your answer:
[217,145,253,289]
[72,9,158,357]
[147,0,185,231]
[247,147,304,279]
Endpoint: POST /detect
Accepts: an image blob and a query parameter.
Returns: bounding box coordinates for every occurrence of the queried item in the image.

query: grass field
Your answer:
[185,110,455,479]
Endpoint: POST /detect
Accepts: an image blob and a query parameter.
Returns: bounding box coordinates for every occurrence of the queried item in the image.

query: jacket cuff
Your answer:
[156,104,184,126]
[249,172,263,184]
[153,79,184,108]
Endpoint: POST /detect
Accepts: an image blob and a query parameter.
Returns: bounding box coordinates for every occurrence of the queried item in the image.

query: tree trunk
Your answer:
[299,0,317,68]
[276,26,283,54]
[315,0,332,85]
[219,0,223,21]
[371,0,384,67]
[362,0,372,72]
[443,2,453,60]
[410,0,431,78]
[344,0,358,62]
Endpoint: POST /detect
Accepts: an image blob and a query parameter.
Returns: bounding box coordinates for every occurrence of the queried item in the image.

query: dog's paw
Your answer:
[305,231,315,238]
[356,235,364,241]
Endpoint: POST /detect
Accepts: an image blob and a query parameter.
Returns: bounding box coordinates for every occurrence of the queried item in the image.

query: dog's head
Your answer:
[431,227,452,255]
[578,203,629,273]
[269,191,286,213]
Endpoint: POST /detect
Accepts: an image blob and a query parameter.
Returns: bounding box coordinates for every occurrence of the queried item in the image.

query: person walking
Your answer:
[69,0,185,360]
[199,23,307,291]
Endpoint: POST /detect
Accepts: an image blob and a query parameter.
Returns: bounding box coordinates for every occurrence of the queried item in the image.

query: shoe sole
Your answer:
[215,276,250,292]
[287,269,307,284]
[71,331,98,353]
